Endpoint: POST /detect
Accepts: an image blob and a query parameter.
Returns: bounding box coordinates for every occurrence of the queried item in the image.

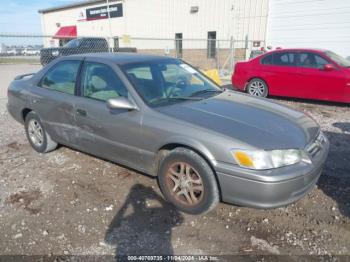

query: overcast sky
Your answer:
[0,0,80,34]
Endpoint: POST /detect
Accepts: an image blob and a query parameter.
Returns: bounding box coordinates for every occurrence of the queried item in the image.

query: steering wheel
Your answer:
[166,76,189,97]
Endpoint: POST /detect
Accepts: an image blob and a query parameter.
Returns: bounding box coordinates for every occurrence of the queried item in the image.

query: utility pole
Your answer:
[230,4,235,73]
[106,0,112,52]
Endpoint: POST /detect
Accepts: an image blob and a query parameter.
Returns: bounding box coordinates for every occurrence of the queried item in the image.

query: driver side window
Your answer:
[81,62,128,102]
[299,52,329,69]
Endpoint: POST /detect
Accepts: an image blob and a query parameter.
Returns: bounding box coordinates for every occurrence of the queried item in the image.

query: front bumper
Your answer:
[215,136,329,209]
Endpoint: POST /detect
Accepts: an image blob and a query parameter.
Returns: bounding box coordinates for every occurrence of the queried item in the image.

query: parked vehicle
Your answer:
[232,48,350,103]
[40,37,109,65]
[7,53,329,214]
[6,48,21,56]
[22,48,40,56]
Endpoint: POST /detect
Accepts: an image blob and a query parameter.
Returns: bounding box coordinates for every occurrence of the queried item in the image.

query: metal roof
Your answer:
[38,0,120,14]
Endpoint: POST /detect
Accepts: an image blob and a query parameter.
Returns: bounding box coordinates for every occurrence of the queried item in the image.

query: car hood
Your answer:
[155,91,319,150]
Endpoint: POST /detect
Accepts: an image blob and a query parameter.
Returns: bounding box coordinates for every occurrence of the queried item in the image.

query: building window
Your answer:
[175,33,183,58]
[113,37,119,52]
[207,31,216,58]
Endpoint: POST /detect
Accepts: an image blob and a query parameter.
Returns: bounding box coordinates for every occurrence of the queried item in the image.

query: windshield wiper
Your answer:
[168,96,203,101]
[190,89,224,97]
[151,96,203,106]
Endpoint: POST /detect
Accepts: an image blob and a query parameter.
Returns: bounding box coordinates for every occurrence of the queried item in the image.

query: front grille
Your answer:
[306,132,326,158]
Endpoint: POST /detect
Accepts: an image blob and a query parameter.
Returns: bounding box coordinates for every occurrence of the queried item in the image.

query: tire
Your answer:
[158,147,220,214]
[246,78,268,97]
[24,111,57,153]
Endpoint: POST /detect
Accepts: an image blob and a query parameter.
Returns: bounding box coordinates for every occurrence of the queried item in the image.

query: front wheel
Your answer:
[247,78,268,97]
[158,148,220,214]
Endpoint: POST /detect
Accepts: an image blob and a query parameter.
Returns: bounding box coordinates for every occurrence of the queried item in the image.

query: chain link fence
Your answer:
[0,34,265,81]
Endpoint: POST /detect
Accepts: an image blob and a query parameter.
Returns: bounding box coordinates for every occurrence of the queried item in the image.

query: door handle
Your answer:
[32,99,39,104]
[76,108,87,117]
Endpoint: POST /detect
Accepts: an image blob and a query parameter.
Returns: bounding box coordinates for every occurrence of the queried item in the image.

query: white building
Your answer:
[39,0,268,51]
[38,0,350,65]
[266,0,350,57]
[39,0,268,42]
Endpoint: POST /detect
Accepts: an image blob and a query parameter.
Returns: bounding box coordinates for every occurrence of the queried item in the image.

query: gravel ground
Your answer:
[0,64,41,99]
[0,65,349,259]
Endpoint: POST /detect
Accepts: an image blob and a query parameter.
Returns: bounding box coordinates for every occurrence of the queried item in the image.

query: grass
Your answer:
[0,57,40,64]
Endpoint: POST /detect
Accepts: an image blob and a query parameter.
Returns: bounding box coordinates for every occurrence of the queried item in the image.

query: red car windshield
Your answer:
[324,51,350,68]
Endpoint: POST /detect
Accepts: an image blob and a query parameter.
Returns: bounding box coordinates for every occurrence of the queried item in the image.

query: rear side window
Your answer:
[39,60,80,95]
[81,39,108,49]
[299,52,329,69]
[96,39,108,48]
[261,54,273,65]
[273,52,296,66]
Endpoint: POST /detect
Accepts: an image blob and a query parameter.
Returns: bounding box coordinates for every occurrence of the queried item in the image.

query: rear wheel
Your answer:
[158,148,219,214]
[25,112,57,153]
[247,78,268,97]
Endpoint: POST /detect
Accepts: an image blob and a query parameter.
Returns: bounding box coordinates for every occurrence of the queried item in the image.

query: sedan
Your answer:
[7,53,329,214]
[232,48,350,103]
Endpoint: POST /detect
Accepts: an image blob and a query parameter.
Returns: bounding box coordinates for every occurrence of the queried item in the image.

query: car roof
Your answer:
[268,48,328,53]
[69,52,178,65]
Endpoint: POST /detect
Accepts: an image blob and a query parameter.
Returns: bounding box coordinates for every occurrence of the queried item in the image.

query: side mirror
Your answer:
[323,63,336,71]
[106,97,138,111]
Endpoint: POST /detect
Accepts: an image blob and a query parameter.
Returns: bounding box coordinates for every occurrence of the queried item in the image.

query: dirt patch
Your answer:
[7,189,42,215]
[6,141,20,150]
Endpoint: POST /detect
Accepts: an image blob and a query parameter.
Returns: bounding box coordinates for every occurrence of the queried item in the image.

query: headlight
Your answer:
[52,50,59,56]
[232,149,311,170]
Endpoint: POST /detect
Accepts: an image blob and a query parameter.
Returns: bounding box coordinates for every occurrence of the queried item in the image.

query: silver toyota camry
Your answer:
[7,53,329,214]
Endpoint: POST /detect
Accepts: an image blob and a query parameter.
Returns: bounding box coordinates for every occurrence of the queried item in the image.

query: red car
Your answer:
[232,48,350,103]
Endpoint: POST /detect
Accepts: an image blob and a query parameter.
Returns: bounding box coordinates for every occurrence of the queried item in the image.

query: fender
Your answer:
[157,135,218,167]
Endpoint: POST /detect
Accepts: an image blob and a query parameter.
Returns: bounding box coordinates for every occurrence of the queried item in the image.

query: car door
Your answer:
[297,51,346,101]
[28,59,82,146]
[74,59,145,170]
[259,51,301,97]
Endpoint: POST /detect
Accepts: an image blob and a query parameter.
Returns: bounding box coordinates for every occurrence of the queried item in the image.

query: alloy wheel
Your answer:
[248,80,266,97]
[165,162,204,206]
[28,119,44,147]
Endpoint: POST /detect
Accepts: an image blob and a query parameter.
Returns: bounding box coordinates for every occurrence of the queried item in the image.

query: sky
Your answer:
[0,0,80,34]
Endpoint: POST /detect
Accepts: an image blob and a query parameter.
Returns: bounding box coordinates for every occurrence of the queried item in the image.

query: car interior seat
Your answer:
[46,69,75,95]
[86,66,119,101]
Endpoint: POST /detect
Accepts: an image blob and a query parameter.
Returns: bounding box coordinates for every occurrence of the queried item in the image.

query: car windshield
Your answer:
[122,60,222,107]
[324,51,350,68]
[64,39,81,48]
